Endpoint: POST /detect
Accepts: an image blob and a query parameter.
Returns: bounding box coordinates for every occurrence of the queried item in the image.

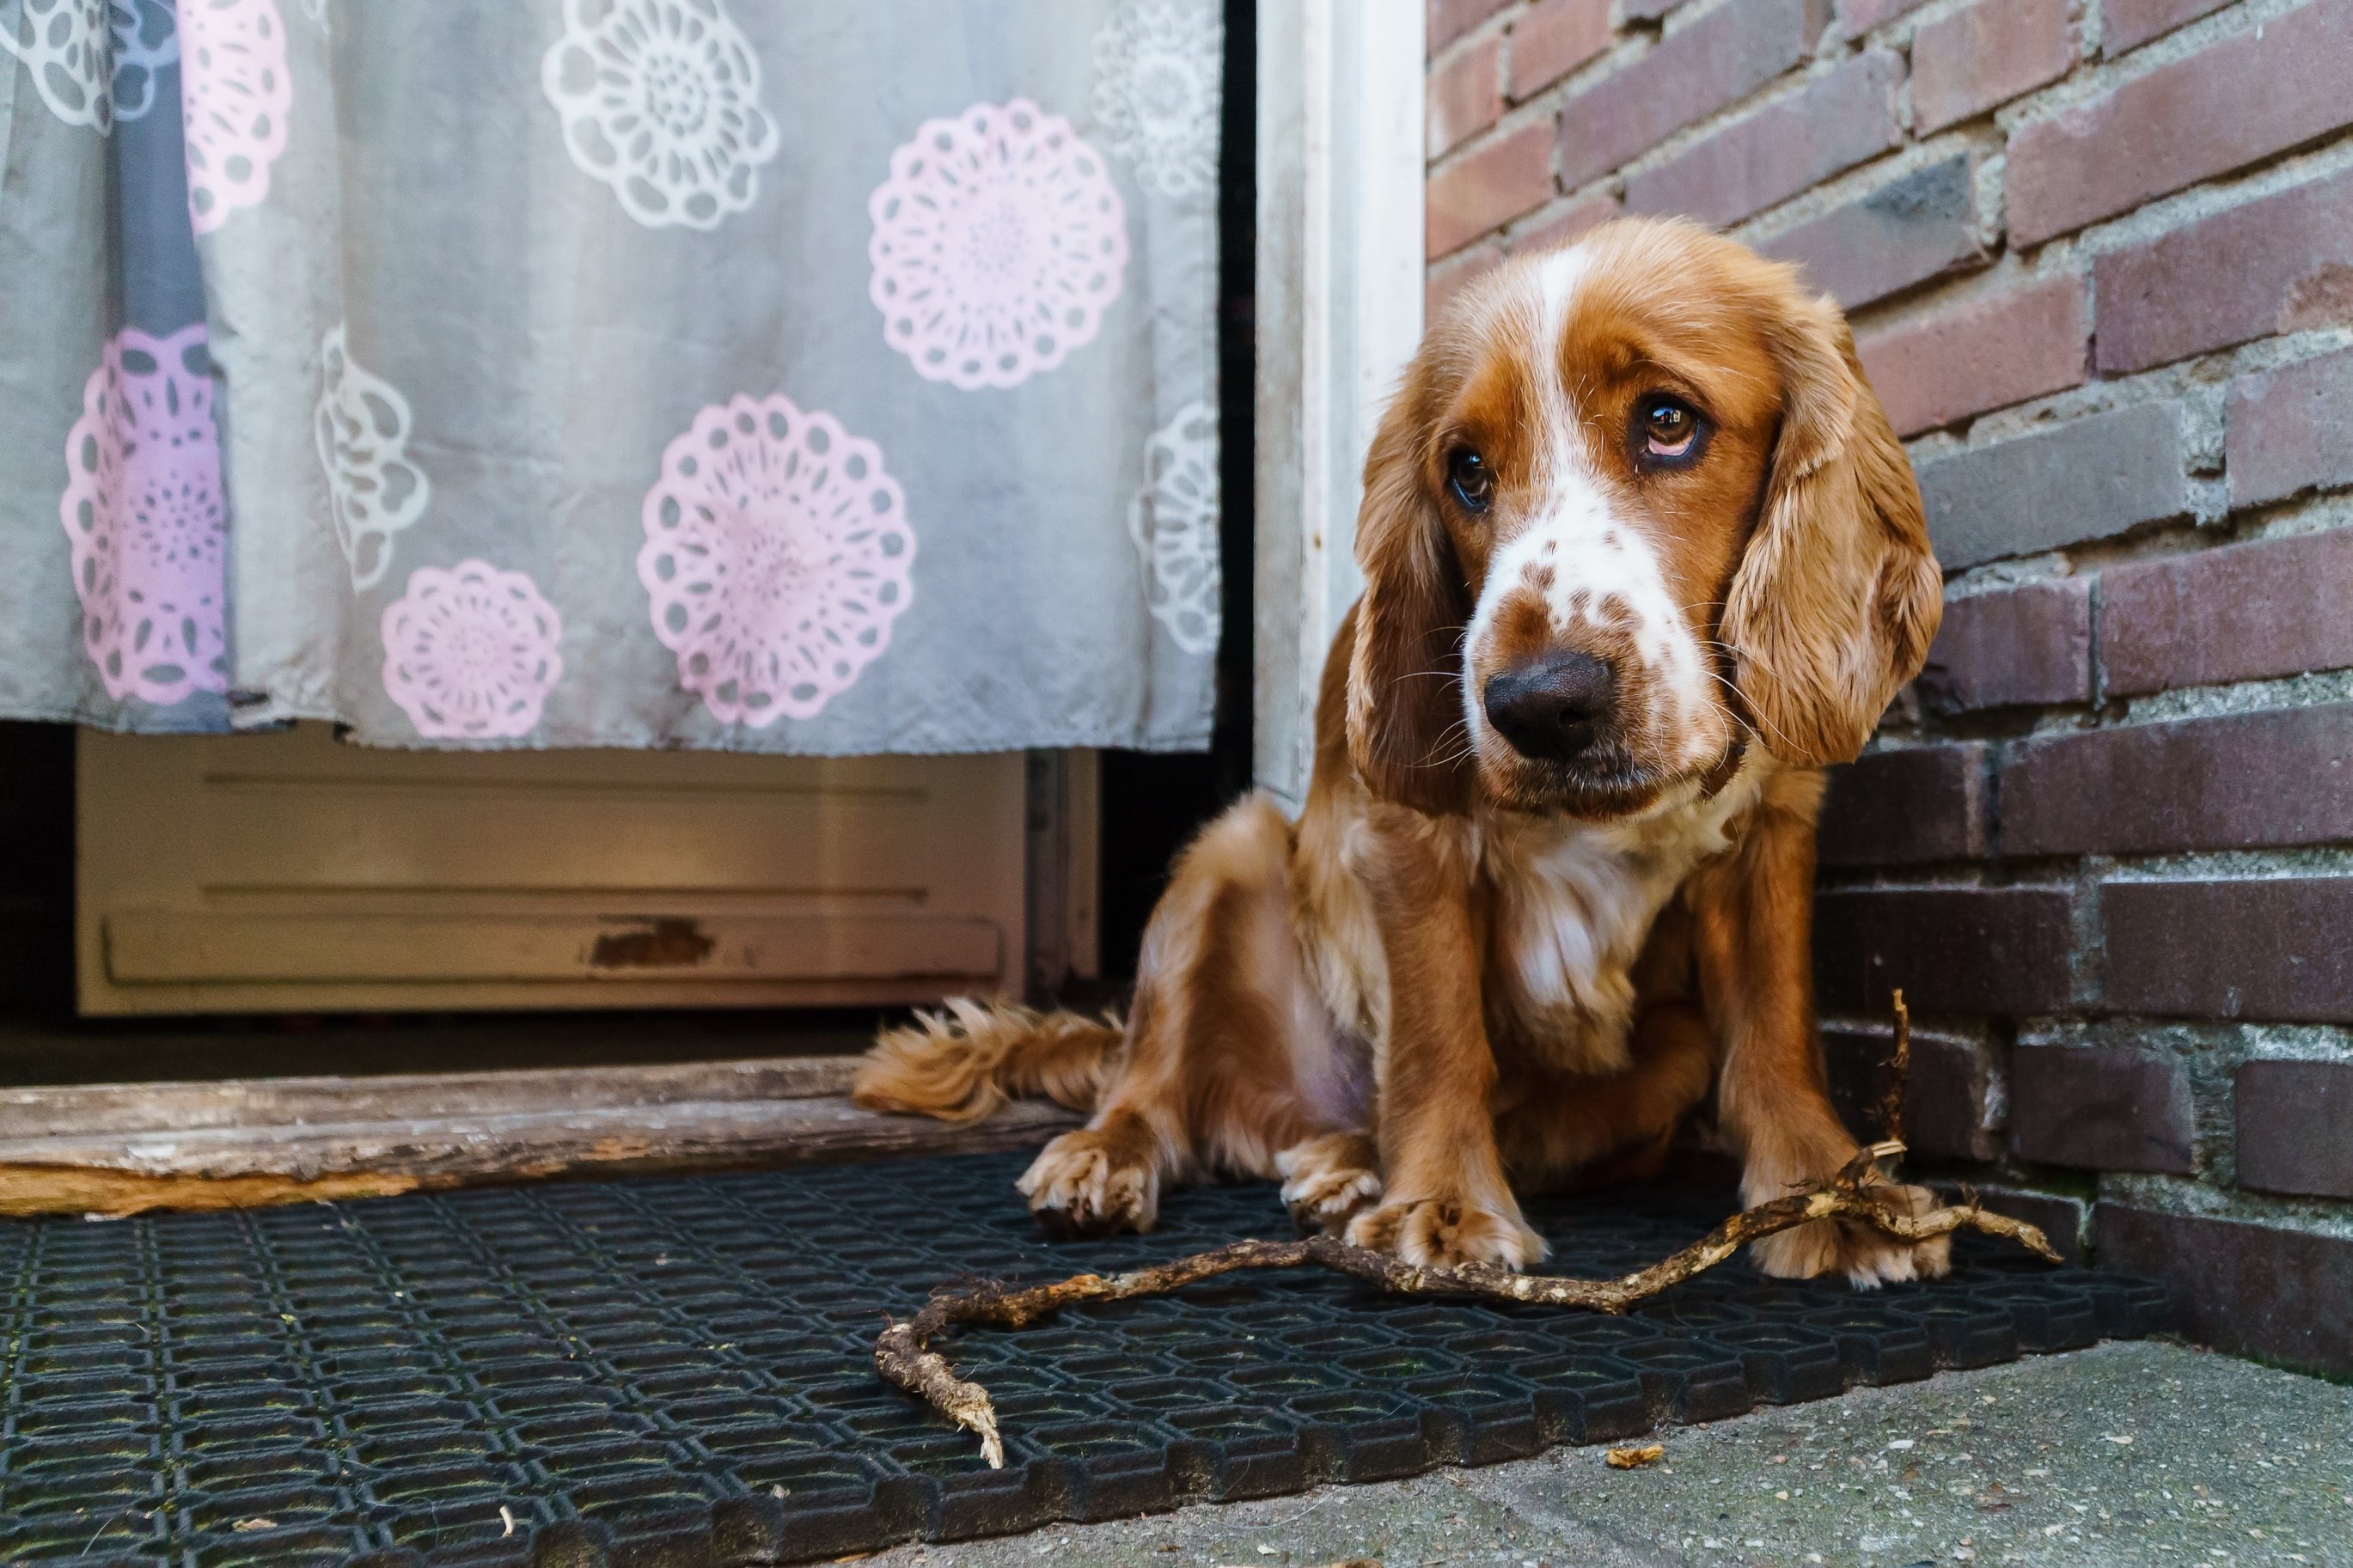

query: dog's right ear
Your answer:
[1346,390,1475,815]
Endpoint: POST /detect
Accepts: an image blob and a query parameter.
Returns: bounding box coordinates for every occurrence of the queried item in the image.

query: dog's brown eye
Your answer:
[1639,398,1702,464]
[1447,448,1494,512]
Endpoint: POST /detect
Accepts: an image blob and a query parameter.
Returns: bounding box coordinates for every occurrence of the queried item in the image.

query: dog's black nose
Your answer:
[1483,651,1617,760]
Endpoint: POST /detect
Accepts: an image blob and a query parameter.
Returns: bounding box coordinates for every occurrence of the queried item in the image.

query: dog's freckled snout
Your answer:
[1483,651,1617,760]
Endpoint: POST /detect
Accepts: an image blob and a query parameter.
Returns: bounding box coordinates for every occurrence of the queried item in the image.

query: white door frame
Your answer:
[1253,0,1426,808]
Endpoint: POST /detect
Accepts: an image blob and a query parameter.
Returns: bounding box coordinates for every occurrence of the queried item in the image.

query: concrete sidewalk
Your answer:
[867,1340,2351,1568]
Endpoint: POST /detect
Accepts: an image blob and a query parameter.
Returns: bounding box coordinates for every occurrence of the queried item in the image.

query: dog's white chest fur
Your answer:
[1482,760,1769,1073]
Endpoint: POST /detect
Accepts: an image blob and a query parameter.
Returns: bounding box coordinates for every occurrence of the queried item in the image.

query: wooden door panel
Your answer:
[76,726,1026,1015]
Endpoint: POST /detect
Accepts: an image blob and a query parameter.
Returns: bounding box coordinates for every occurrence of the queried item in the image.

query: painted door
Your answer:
[76,726,1029,1015]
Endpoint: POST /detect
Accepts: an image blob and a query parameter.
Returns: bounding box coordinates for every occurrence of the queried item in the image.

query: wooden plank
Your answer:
[0,1054,866,1139]
[0,1095,1079,1217]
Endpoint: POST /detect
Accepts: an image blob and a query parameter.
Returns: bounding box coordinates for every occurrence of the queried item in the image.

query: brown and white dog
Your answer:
[856,218,1947,1286]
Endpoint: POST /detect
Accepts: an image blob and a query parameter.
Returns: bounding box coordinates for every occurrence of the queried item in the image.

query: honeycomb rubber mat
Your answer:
[0,1150,2169,1568]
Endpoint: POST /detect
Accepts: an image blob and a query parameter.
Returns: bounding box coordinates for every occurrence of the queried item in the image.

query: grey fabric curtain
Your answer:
[0,0,1223,752]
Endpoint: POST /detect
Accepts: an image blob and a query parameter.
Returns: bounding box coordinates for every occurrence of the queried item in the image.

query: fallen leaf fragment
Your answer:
[1606,1444,1665,1470]
[230,1519,276,1533]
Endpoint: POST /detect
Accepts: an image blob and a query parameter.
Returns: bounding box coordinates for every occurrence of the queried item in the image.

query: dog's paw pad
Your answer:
[1281,1163,1383,1235]
[1275,1135,1383,1236]
[1751,1182,1953,1289]
[1345,1195,1547,1270]
[1018,1129,1158,1239]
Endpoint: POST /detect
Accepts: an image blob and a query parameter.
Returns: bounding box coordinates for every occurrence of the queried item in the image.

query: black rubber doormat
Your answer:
[0,1150,2168,1567]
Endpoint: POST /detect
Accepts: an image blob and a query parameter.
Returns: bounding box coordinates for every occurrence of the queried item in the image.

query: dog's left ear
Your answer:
[1345,383,1476,815]
[1720,291,1942,766]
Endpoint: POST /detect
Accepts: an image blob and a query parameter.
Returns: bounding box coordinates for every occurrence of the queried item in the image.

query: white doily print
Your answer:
[1092,1,1222,199]
[381,560,565,741]
[868,99,1129,390]
[0,0,181,131]
[180,0,291,235]
[58,324,231,708]
[315,324,431,591]
[541,0,779,230]
[1128,400,1219,656]
[639,394,914,727]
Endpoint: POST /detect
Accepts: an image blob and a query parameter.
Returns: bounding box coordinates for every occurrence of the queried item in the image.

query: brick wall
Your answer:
[1427,0,2353,1374]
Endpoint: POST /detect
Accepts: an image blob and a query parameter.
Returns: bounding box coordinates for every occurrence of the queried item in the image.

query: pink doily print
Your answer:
[1093,1,1223,199]
[59,324,230,708]
[867,99,1129,390]
[180,0,290,235]
[1128,399,1220,655]
[540,0,779,230]
[380,560,565,740]
[638,394,914,727]
[0,0,180,131]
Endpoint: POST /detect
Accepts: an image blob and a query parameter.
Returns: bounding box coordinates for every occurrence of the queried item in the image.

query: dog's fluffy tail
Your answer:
[852,999,1126,1123]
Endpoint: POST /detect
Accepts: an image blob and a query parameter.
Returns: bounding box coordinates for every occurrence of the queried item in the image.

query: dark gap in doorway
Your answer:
[1096,0,1256,985]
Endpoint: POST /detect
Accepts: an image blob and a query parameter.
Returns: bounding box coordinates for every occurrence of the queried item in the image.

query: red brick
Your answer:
[1431,0,1513,52]
[1817,743,1989,866]
[1513,188,1623,251]
[1555,0,1823,188]
[1814,888,2077,1016]
[2002,705,2353,856]
[1509,0,1616,99]
[1947,1187,2087,1262]
[1427,119,1557,258]
[2103,0,2228,52]
[1427,241,1508,323]
[2105,877,2353,1022]
[2099,527,2353,698]
[1824,1027,1999,1159]
[2095,165,2353,374]
[1920,579,2091,711]
[2228,345,2353,509]
[1835,0,1930,35]
[1855,272,2086,436]
[1623,52,1902,227]
[2235,1059,2353,1199]
[2010,1046,2194,1173]
[1915,402,2186,567]
[2010,0,2353,247]
[1757,153,1987,311]
[1429,35,1503,157]
[1910,0,2073,134]
[2096,1205,2353,1376]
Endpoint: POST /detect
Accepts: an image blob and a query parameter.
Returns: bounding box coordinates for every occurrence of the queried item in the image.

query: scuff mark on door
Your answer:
[590,918,717,970]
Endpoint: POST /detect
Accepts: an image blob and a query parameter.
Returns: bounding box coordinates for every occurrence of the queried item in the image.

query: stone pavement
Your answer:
[865,1340,2352,1568]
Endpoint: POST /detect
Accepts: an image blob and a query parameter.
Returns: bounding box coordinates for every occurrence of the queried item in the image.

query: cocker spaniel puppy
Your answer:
[858,218,1947,1286]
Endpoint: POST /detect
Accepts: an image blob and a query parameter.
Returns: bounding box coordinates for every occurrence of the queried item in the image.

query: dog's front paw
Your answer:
[1345,1194,1548,1270]
[1018,1127,1160,1239]
[1276,1133,1383,1235]
[1752,1181,1953,1289]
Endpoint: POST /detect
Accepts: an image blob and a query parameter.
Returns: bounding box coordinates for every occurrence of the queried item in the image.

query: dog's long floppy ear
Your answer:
[1345,389,1476,815]
[1720,290,1942,766]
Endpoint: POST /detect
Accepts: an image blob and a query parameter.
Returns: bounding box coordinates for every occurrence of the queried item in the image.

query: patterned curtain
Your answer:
[0,0,1223,753]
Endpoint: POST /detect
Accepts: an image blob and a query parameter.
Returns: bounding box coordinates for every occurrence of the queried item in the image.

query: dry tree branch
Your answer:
[1877,986,1912,1148]
[873,1140,2061,1467]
